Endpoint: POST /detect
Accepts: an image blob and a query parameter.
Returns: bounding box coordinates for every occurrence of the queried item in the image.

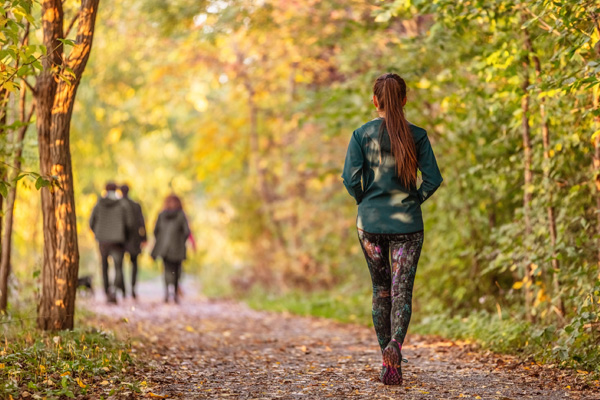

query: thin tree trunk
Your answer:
[0,87,34,312]
[0,100,6,313]
[521,73,534,319]
[594,86,600,276]
[522,24,563,313]
[592,13,600,277]
[36,0,99,330]
[243,79,288,253]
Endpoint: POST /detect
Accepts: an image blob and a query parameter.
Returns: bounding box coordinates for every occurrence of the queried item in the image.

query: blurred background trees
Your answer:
[1,0,599,369]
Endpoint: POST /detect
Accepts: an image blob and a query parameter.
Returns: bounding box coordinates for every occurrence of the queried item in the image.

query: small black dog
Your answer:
[77,275,94,297]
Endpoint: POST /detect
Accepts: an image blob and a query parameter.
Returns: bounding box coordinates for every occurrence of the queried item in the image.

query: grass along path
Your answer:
[79,278,599,399]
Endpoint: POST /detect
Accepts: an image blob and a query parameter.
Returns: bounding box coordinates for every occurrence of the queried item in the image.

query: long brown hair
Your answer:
[373,73,418,188]
[163,194,183,211]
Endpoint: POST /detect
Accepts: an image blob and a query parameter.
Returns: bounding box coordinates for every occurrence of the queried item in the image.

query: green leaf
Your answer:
[15,173,27,182]
[16,64,28,77]
[0,181,8,198]
[58,38,76,47]
[35,176,44,190]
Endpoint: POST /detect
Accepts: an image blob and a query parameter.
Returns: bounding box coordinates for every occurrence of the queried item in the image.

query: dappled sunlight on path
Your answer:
[82,280,598,399]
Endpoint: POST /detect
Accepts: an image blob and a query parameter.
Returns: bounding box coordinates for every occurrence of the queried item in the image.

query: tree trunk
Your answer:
[592,14,600,276]
[521,73,534,319]
[0,100,6,313]
[243,78,288,253]
[36,0,99,330]
[522,24,563,313]
[594,85,600,276]
[0,87,34,312]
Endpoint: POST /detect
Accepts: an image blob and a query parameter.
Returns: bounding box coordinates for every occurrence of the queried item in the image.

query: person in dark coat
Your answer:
[151,194,191,304]
[89,182,134,303]
[120,184,147,299]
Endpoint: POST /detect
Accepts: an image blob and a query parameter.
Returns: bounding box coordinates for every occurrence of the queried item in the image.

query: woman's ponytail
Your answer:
[373,73,418,188]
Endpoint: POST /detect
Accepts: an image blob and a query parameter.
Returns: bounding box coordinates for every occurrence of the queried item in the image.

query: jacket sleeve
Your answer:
[137,204,147,241]
[416,133,443,204]
[122,201,135,238]
[153,214,161,238]
[182,213,191,238]
[89,205,97,233]
[341,130,365,204]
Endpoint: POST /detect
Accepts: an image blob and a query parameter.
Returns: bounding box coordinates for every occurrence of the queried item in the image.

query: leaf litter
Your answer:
[82,282,600,400]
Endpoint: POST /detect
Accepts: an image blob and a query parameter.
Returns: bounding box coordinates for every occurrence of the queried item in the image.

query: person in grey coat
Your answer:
[151,194,191,304]
[120,184,147,299]
[90,182,134,303]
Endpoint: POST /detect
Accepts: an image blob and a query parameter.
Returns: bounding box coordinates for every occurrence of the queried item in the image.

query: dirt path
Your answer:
[83,279,599,399]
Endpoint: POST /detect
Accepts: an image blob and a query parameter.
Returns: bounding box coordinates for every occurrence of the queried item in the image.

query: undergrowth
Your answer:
[244,284,372,325]
[0,307,141,400]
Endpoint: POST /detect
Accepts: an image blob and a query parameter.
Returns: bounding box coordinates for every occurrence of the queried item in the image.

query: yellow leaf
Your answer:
[185,326,195,332]
[476,396,482,399]
[0,363,4,369]
[60,371,70,377]
[106,127,123,144]
[530,263,539,272]
[100,380,109,385]
[77,378,86,389]
[513,281,523,290]
[148,393,168,398]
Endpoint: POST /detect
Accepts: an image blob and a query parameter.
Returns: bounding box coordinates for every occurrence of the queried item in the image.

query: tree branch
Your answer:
[22,78,36,95]
[64,11,80,38]
[521,6,562,37]
[66,0,100,79]
[20,21,30,46]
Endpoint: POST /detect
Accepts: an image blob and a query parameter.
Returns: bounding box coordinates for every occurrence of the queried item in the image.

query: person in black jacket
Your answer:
[151,194,191,304]
[120,184,147,299]
[89,182,134,303]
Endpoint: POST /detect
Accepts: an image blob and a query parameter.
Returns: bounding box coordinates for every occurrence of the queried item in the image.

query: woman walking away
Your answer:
[342,73,443,385]
[151,194,191,304]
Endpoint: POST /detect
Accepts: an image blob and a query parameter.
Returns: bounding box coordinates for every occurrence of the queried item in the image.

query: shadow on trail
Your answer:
[80,279,598,399]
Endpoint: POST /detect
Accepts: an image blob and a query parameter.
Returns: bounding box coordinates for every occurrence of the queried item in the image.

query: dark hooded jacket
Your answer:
[122,197,147,255]
[89,197,134,243]
[151,209,190,262]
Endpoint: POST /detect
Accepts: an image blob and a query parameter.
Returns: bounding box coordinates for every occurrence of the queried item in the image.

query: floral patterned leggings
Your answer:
[358,229,424,352]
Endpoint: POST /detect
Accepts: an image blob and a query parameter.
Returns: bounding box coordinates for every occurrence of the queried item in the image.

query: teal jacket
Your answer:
[342,118,443,234]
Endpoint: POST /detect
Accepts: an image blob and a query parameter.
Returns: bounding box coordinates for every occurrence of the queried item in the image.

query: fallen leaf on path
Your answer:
[147,393,168,398]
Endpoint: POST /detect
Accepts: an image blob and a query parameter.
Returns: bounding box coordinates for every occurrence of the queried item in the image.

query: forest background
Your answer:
[2,0,600,375]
